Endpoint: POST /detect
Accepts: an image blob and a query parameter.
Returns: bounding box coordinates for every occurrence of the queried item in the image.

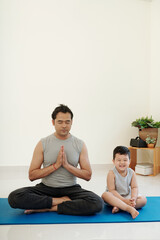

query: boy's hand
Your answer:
[123,198,136,207]
[123,199,131,206]
[129,197,136,207]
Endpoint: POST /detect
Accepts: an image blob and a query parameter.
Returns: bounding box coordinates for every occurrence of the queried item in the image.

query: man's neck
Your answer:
[54,132,71,140]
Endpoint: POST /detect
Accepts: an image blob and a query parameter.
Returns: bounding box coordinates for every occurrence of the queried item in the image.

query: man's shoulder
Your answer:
[71,134,82,141]
[71,134,84,144]
[71,134,84,152]
[41,133,55,144]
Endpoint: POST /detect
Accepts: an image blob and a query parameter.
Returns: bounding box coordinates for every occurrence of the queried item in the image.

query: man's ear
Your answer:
[52,119,55,126]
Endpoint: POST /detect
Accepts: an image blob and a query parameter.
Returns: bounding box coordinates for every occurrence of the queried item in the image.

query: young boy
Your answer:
[102,146,147,219]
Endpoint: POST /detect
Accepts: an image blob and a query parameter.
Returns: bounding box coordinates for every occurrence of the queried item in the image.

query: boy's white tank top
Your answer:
[109,166,133,196]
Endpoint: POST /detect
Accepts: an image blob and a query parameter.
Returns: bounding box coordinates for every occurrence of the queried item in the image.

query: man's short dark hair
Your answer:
[51,104,73,120]
[113,146,130,159]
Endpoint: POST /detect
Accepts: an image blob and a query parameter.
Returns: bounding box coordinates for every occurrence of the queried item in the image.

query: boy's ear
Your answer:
[112,159,115,163]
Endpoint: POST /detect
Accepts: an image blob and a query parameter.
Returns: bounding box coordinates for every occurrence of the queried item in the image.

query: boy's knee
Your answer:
[143,196,147,206]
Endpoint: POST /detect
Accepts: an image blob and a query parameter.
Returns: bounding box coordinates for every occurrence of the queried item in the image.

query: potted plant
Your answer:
[131,116,160,143]
[145,135,156,148]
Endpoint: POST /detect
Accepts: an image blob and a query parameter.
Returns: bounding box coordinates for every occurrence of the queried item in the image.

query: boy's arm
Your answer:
[130,171,138,201]
[107,170,133,206]
[107,170,126,202]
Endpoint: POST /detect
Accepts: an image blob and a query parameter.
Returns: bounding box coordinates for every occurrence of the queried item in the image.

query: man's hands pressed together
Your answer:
[54,146,69,170]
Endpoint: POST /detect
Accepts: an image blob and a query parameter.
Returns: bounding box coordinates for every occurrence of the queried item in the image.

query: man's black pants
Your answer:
[8,183,103,215]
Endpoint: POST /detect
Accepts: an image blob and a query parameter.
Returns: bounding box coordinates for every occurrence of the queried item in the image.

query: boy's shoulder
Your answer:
[109,166,116,175]
[108,169,115,176]
[108,167,135,176]
[128,167,135,174]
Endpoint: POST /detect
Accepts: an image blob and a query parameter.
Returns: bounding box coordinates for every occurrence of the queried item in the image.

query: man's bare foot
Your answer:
[112,206,119,214]
[52,196,71,206]
[127,206,139,219]
[24,196,71,214]
[61,196,71,202]
[24,210,34,214]
[24,205,58,214]
[25,209,43,214]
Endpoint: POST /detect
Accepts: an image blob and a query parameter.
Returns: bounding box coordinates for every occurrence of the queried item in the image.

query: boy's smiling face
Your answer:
[113,153,130,173]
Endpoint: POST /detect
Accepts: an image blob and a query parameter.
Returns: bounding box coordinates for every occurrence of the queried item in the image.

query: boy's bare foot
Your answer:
[127,206,139,219]
[112,206,119,214]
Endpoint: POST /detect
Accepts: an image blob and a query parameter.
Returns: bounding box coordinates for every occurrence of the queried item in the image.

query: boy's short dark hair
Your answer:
[51,104,73,120]
[113,146,130,159]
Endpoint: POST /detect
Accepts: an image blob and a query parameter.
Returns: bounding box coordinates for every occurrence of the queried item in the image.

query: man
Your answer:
[8,104,103,215]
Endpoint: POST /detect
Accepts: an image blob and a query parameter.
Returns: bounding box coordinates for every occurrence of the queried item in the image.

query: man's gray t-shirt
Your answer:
[41,134,83,188]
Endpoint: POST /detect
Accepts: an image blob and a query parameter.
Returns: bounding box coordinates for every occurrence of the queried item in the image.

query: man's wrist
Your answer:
[53,162,61,170]
[53,163,57,170]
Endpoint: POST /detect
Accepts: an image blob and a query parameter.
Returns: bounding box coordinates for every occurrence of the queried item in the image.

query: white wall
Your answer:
[0,0,152,166]
[150,0,160,147]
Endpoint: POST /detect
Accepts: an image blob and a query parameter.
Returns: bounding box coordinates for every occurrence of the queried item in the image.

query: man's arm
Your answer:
[62,143,92,181]
[29,141,62,181]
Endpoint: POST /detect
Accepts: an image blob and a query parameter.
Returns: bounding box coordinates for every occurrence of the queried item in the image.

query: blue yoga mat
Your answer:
[0,197,159,225]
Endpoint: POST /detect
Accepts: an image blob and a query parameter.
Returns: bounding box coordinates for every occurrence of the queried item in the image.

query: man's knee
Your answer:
[94,196,104,213]
[88,195,104,214]
[8,191,17,208]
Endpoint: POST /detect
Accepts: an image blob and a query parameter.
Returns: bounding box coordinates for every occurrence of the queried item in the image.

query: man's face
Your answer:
[52,112,72,138]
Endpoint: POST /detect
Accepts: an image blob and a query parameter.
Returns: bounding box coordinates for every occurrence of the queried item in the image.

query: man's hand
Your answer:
[54,146,63,169]
[62,147,69,169]
[55,143,91,181]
